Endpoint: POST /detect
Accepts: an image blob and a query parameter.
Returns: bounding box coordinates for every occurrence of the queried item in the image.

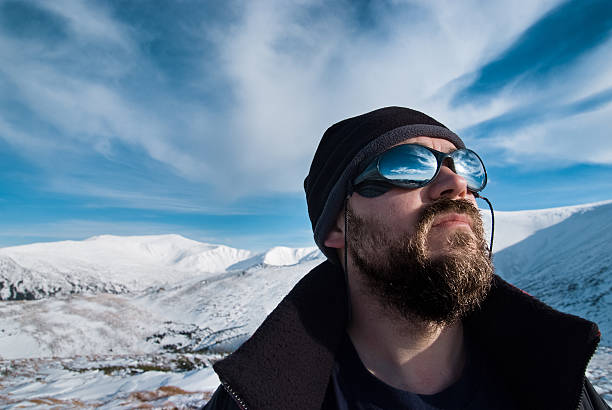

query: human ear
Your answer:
[323,210,345,249]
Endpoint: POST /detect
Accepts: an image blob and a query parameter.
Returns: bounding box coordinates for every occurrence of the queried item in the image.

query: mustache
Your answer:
[416,198,482,233]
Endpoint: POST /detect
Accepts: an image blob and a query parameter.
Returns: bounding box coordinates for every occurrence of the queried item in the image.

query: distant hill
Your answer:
[0,201,610,361]
[493,201,612,346]
[0,234,251,299]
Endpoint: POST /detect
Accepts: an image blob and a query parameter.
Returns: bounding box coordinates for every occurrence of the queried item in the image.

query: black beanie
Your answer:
[304,106,465,263]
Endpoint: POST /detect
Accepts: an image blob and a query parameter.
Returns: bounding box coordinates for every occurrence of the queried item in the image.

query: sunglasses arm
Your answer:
[352,160,381,186]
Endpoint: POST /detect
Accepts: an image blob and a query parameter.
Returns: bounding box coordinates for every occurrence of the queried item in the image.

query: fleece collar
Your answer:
[213,261,600,410]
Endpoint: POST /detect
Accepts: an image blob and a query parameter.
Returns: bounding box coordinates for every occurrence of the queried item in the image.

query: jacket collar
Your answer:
[214,261,600,410]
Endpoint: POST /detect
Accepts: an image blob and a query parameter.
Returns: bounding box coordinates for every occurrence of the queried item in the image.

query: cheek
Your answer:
[465,192,478,207]
[378,199,422,235]
[351,190,424,233]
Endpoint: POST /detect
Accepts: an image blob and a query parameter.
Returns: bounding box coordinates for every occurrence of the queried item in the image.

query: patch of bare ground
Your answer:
[26,397,93,407]
[126,385,201,404]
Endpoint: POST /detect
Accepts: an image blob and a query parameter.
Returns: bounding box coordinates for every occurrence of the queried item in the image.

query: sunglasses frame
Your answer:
[352,144,488,196]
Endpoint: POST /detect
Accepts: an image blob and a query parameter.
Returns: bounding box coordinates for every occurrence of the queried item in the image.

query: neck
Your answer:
[347,270,466,394]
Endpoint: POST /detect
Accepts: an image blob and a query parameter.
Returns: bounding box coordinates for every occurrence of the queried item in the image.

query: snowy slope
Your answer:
[0,234,252,299]
[1,202,611,406]
[0,259,321,360]
[227,245,321,271]
[481,200,612,253]
[493,201,612,346]
[1,201,610,357]
[1,202,610,353]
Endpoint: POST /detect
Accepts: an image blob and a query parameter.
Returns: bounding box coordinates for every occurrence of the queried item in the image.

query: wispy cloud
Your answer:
[452,0,612,105]
[449,0,612,168]
[208,0,567,192]
[461,85,612,158]
[488,102,612,166]
[0,0,611,223]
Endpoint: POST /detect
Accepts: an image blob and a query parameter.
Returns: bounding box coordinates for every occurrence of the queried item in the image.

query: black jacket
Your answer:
[204,261,609,410]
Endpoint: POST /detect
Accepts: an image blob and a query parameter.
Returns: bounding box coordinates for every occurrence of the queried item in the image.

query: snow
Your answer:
[481,199,612,253]
[1,355,221,408]
[493,201,612,346]
[0,256,320,407]
[1,201,611,407]
[0,258,321,360]
[0,234,252,299]
[227,245,321,271]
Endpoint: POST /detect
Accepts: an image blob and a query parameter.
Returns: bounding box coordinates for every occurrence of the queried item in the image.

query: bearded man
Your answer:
[204,107,608,410]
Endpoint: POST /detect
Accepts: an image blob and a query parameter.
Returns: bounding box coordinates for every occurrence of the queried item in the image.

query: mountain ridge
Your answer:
[0,201,610,407]
[0,234,323,300]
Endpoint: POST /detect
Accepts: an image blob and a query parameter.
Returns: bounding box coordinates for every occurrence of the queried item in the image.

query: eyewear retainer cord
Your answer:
[475,193,495,258]
[344,195,352,324]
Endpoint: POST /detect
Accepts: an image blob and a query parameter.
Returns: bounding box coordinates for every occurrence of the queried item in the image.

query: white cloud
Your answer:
[0,27,207,181]
[44,177,252,215]
[208,0,570,193]
[466,34,612,168]
[491,103,612,166]
[1,0,610,211]
[39,0,131,51]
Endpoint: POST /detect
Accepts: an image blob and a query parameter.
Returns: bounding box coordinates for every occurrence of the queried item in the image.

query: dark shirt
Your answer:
[331,333,517,410]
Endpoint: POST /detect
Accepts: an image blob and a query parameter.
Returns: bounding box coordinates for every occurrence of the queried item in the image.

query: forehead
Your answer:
[392,136,457,153]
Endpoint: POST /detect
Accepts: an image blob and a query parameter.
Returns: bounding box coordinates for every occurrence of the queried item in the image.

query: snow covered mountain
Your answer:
[1,201,610,348]
[227,245,320,271]
[1,201,611,406]
[481,200,612,253]
[493,201,612,346]
[0,235,324,301]
[0,234,256,300]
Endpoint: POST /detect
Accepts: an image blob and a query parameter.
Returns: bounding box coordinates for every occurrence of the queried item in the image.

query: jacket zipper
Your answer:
[575,339,599,410]
[576,393,584,410]
[221,380,249,410]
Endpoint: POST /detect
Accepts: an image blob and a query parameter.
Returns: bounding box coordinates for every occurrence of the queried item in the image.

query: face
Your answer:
[325,136,493,324]
[347,136,478,258]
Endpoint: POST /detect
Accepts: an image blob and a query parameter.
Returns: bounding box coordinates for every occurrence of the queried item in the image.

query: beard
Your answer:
[347,197,494,326]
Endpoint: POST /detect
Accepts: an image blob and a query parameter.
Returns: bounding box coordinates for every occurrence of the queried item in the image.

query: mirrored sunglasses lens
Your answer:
[452,149,486,191]
[378,145,437,184]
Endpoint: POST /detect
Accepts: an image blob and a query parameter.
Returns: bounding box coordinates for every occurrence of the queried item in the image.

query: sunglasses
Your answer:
[352,144,487,198]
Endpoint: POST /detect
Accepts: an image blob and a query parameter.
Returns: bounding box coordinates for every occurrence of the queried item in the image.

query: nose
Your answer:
[426,161,470,200]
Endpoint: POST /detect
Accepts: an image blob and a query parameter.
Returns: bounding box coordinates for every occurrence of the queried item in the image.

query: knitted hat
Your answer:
[303,106,465,263]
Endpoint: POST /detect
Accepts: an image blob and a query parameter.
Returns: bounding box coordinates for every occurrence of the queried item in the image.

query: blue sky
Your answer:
[1,0,611,251]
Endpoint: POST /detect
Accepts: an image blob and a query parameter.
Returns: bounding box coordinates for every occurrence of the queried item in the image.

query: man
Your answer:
[204,107,608,409]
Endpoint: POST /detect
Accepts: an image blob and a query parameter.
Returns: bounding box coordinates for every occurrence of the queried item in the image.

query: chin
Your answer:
[426,230,477,258]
